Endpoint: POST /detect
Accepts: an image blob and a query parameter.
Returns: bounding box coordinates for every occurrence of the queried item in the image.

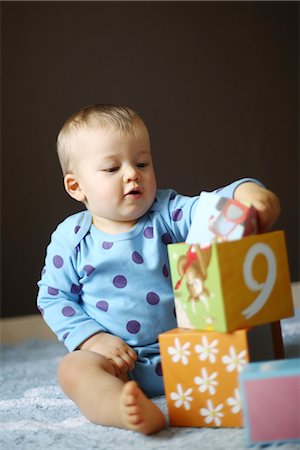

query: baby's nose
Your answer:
[124,165,139,182]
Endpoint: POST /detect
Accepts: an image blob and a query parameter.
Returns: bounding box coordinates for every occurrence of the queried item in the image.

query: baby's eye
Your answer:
[136,163,148,168]
[104,167,119,173]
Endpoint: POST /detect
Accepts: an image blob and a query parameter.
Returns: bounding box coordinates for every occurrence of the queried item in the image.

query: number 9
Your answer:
[242,243,276,319]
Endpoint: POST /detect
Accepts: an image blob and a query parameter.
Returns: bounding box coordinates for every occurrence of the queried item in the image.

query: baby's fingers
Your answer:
[120,351,136,371]
[110,347,136,373]
[118,344,137,370]
[254,195,281,233]
[127,347,138,362]
[111,354,130,374]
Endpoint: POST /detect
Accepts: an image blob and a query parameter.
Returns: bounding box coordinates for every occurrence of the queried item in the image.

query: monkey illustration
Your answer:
[176,245,212,310]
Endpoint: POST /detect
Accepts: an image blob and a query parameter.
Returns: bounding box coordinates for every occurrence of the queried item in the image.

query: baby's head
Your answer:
[57,104,142,176]
[56,104,157,233]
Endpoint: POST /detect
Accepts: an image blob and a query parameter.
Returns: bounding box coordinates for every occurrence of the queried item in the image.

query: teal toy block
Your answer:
[239,358,300,446]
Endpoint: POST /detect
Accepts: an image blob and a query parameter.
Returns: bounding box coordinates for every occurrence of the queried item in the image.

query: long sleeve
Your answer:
[152,177,263,242]
[37,224,105,351]
[213,177,264,198]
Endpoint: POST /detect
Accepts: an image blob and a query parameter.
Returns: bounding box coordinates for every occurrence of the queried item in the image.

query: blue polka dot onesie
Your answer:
[37,181,258,396]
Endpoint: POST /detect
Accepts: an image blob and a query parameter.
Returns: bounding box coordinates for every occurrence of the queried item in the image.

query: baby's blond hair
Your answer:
[57,104,141,175]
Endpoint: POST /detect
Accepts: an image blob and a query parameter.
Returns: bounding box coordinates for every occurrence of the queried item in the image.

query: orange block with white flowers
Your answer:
[159,326,281,428]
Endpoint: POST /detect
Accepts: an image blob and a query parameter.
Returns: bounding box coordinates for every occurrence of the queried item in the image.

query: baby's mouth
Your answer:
[125,188,142,197]
[125,186,141,195]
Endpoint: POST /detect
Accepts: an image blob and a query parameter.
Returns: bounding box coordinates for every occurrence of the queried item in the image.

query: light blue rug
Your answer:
[1,310,299,450]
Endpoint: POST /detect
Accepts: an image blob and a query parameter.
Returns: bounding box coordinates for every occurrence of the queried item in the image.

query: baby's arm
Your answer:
[78,332,137,377]
[37,218,115,353]
[234,182,281,232]
[37,218,138,378]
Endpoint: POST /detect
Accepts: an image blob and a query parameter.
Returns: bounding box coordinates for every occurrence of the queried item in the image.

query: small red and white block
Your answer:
[186,192,257,246]
[239,358,300,446]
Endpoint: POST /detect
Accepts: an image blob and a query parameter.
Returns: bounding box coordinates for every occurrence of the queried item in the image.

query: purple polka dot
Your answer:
[63,332,69,340]
[83,265,95,276]
[144,227,154,239]
[48,286,59,296]
[53,255,64,268]
[74,225,81,234]
[155,362,163,376]
[41,267,46,276]
[71,283,82,294]
[146,291,160,305]
[126,320,141,334]
[113,275,127,288]
[132,251,144,264]
[96,300,109,312]
[62,306,76,317]
[163,264,169,277]
[172,208,183,221]
[102,241,113,250]
[161,233,173,245]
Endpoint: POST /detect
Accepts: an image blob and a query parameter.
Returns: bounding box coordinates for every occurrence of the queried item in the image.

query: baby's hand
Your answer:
[78,332,137,376]
[234,182,281,233]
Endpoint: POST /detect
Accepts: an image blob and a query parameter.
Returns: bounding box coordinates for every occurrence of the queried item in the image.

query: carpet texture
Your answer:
[1,310,299,450]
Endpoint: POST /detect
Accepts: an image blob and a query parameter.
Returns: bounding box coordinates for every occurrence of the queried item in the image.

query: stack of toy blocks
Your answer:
[159,192,295,431]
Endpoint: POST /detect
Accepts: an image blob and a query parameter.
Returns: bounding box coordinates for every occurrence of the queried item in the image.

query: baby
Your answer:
[37,104,280,434]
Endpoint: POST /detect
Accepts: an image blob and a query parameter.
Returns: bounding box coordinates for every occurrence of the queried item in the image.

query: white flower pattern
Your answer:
[227,388,242,414]
[200,399,224,427]
[168,338,191,365]
[194,368,218,395]
[170,384,193,410]
[165,328,247,426]
[195,336,219,363]
[222,346,247,373]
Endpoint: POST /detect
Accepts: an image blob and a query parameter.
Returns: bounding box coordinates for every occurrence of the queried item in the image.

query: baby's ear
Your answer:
[64,173,85,202]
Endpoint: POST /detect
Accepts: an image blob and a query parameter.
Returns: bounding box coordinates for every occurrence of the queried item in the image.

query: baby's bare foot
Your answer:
[120,381,166,435]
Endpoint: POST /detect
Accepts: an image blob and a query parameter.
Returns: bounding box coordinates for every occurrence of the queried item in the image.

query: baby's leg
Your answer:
[58,350,166,434]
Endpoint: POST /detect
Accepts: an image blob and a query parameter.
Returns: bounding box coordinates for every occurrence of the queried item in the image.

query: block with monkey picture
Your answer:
[167,231,294,332]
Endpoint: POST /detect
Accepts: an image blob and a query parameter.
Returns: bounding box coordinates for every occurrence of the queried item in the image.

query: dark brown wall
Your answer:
[1,1,299,317]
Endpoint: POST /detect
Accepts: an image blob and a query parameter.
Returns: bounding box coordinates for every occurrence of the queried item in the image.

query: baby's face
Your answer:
[69,120,157,233]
